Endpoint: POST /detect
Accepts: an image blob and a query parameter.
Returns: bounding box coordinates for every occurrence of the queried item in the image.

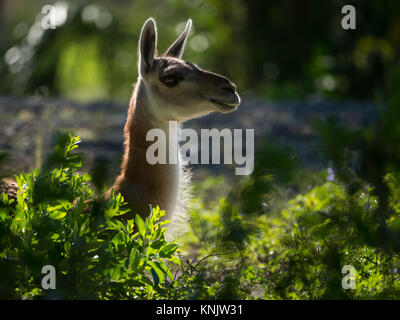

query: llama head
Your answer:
[137,18,241,122]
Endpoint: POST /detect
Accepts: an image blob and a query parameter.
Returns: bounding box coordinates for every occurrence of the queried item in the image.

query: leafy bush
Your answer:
[178,169,400,299]
[175,66,400,300]
[2,125,400,300]
[2,65,400,300]
[0,133,180,299]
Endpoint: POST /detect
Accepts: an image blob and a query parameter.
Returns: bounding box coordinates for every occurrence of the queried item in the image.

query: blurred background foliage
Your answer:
[175,64,400,299]
[0,0,399,101]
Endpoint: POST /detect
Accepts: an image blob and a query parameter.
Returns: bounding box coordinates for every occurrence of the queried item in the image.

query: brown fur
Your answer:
[109,82,180,220]
[0,178,18,201]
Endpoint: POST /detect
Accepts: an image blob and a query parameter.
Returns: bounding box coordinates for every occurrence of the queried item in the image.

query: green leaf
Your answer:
[148,261,164,286]
[129,247,141,271]
[1,192,8,203]
[47,200,72,220]
[150,239,165,250]
[169,255,181,266]
[49,210,68,220]
[156,261,173,279]
[135,214,146,237]
[160,244,179,258]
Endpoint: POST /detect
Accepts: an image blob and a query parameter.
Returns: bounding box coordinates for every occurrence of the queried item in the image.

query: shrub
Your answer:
[0,133,180,299]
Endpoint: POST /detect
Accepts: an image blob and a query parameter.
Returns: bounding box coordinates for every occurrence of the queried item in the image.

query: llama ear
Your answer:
[139,18,157,76]
[164,19,192,59]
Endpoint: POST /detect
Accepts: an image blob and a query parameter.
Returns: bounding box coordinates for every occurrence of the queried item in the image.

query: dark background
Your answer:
[0,0,398,102]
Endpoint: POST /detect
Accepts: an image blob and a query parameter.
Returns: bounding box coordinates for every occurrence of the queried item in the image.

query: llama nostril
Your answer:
[220,83,236,94]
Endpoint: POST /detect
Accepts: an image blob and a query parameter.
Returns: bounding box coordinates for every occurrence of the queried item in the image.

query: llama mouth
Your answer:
[210,98,239,113]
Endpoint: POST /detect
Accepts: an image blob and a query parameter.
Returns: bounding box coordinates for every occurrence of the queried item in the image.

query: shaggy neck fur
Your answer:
[111,80,184,220]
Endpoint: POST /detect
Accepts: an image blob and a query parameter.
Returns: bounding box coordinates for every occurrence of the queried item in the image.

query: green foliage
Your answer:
[1,124,400,301]
[1,1,399,100]
[2,91,400,301]
[174,66,400,300]
[0,133,180,299]
[178,168,400,299]
[2,72,400,301]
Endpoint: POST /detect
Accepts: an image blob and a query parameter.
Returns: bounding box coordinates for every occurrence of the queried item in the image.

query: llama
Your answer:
[0,18,241,223]
[109,18,240,221]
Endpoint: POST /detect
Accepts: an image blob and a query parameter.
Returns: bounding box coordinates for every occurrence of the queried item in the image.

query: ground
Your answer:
[0,95,375,182]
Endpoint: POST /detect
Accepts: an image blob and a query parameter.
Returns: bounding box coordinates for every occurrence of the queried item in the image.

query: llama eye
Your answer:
[161,74,183,87]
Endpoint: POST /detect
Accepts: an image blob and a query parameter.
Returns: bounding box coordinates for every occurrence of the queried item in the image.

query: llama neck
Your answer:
[123,81,180,175]
[115,80,181,218]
